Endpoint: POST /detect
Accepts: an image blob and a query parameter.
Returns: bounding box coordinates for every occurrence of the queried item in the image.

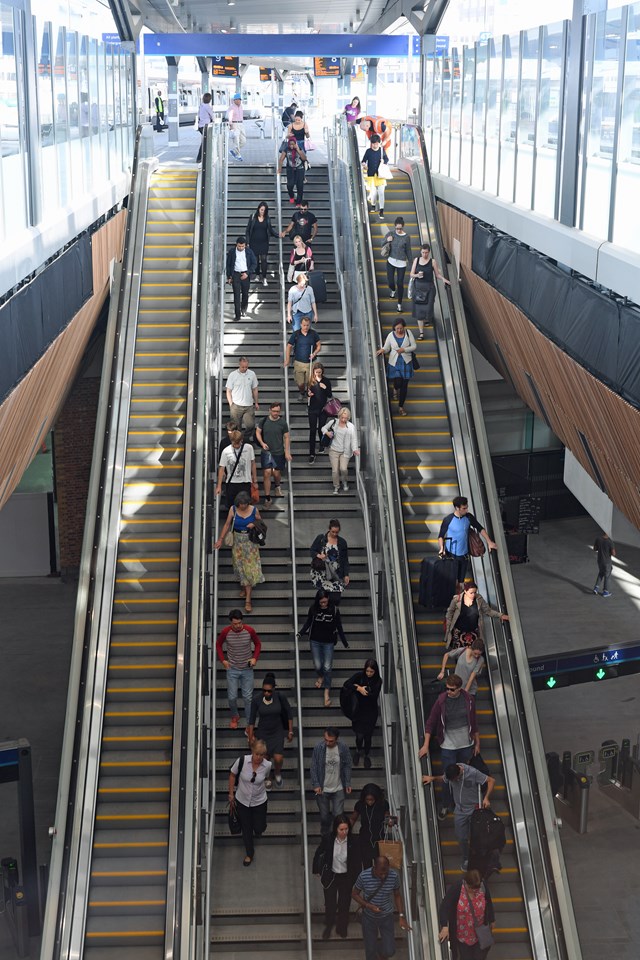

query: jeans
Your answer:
[324,873,353,936]
[292,309,313,332]
[595,563,612,593]
[286,166,305,202]
[361,910,396,960]
[316,789,344,836]
[440,745,474,808]
[308,408,327,456]
[311,640,334,689]
[235,799,267,858]
[227,665,254,724]
[386,262,406,305]
[231,272,250,319]
[454,810,473,865]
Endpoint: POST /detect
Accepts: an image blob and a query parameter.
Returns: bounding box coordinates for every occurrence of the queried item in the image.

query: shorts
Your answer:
[260,450,286,471]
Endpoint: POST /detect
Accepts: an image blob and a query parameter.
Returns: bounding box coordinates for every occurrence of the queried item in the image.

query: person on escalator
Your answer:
[423,761,496,871]
[383,218,412,312]
[362,134,389,220]
[437,868,496,959]
[409,243,450,339]
[376,319,417,417]
[438,496,498,588]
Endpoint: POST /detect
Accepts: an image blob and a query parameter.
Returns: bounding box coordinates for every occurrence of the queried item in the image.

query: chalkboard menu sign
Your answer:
[259,67,272,81]
[314,57,342,78]
[212,56,239,77]
[517,496,542,534]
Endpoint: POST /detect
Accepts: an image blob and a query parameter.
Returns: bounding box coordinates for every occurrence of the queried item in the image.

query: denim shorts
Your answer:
[260,450,286,470]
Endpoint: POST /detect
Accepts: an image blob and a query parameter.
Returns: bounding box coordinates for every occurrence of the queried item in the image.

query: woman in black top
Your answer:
[299,589,348,707]
[307,362,332,463]
[409,243,449,339]
[310,518,350,600]
[350,782,390,869]
[312,814,361,940]
[342,659,382,768]
[247,672,293,788]
[245,201,279,286]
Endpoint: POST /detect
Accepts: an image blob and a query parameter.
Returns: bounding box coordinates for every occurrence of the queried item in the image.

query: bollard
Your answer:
[139,123,156,160]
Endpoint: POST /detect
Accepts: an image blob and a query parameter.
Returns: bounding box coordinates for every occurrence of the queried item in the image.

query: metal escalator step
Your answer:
[104,702,175,723]
[89,856,168,882]
[98,777,171,798]
[92,829,169,855]
[107,656,176,673]
[85,915,164,944]
[99,751,172,773]
[100,728,174,751]
[116,557,180,573]
[120,500,183,517]
[95,802,169,824]
[87,884,167,913]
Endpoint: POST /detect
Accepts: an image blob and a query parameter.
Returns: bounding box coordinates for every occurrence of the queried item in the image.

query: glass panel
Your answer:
[460,45,475,184]
[472,40,489,189]
[581,9,622,238]
[485,37,502,195]
[431,54,442,172]
[612,4,640,253]
[515,28,539,208]
[534,23,564,218]
[440,48,452,176]
[449,47,462,180]
[106,44,117,172]
[0,3,28,237]
[36,20,58,220]
[423,50,434,156]
[498,33,519,200]
[67,30,83,193]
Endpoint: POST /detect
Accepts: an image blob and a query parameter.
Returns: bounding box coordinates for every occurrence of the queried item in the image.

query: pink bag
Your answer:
[304,138,316,151]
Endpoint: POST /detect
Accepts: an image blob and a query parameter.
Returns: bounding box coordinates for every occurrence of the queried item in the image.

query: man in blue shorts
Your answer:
[438,496,496,586]
[255,401,292,506]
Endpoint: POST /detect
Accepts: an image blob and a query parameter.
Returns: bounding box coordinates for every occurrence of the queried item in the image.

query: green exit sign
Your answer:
[596,668,606,680]
[546,676,557,688]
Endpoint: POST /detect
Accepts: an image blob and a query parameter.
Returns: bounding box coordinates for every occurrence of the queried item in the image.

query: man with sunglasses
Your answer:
[418,674,480,821]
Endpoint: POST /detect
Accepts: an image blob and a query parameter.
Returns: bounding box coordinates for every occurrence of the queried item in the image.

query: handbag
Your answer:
[250,481,260,504]
[378,162,393,180]
[462,882,495,950]
[378,823,403,870]
[323,397,342,417]
[412,354,421,371]
[381,239,391,258]
[248,518,267,547]
[311,556,325,572]
[227,801,241,836]
[287,263,295,282]
[223,530,234,548]
[468,529,486,557]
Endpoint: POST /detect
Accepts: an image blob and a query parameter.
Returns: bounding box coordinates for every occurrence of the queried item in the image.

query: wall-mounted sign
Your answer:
[212,56,239,77]
[313,57,341,78]
[259,67,273,82]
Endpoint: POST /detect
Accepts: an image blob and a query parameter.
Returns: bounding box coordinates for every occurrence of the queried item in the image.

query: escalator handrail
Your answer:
[274,138,314,960]
[340,118,446,958]
[40,127,146,960]
[399,122,582,960]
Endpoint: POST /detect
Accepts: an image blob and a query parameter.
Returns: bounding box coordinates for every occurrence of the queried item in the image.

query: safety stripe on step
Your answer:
[88,899,166,908]
[99,786,170,793]
[86,930,164,939]
[93,840,168,848]
[100,761,172,767]
[113,595,178,602]
[106,687,174,693]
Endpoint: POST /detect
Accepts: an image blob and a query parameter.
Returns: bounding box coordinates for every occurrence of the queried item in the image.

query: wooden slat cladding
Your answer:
[438,201,640,531]
[0,213,126,511]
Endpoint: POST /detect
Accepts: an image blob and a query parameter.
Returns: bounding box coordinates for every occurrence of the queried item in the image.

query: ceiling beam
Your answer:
[364,0,450,36]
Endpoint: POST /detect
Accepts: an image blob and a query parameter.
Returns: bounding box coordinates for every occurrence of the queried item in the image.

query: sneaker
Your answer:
[461,860,469,872]
[289,197,295,204]
[229,149,238,159]
[333,486,340,495]
[264,496,272,507]
[262,277,268,287]
[417,332,424,340]
[379,211,385,220]
[602,591,612,598]
[308,455,316,464]
[274,486,283,498]
[593,587,600,595]
[397,303,403,312]
[229,716,240,730]
[389,288,396,299]
[236,155,244,162]
[342,480,349,492]
[274,774,283,787]
[364,755,372,770]
[438,806,448,821]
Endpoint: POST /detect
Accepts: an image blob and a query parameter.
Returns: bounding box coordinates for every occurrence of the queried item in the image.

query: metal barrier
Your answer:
[546,751,591,835]
[598,736,640,819]
[1,859,29,958]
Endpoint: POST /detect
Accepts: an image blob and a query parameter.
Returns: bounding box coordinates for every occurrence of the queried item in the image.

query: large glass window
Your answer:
[440,49,452,176]
[472,40,489,189]
[498,34,519,201]
[612,3,640,253]
[0,2,28,238]
[485,37,503,195]
[431,55,442,173]
[448,48,462,180]
[515,27,539,208]
[460,45,475,184]
[534,23,565,218]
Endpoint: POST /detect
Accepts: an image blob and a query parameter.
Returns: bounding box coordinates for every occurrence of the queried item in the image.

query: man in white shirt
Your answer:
[215,431,257,509]
[226,357,259,436]
[226,238,258,321]
[227,94,246,160]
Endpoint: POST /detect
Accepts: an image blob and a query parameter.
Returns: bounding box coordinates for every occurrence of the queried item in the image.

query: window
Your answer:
[534,23,566,218]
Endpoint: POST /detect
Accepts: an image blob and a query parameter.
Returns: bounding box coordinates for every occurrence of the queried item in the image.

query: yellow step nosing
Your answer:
[93,841,168,848]
[86,930,164,939]
[100,761,172,767]
[88,899,167,907]
[98,787,170,794]
[106,687,174,693]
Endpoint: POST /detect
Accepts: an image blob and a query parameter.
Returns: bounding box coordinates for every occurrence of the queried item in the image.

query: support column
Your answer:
[166,56,179,146]
[366,58,378,115]
[197,56,210,95]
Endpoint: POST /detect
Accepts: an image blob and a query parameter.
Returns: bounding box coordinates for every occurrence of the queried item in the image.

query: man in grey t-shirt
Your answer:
[423,762,495,868]
[310,727,352,836]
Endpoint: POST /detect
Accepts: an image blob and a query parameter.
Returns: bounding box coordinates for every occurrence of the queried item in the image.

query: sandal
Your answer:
[324,696,332,708]
[245,601,253,613]
[314,678,323,689]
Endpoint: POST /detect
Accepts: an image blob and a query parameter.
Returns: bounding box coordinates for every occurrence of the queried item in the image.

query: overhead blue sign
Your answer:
[144,33,415,58]
[529,642,640,690]
[435,36,449,57]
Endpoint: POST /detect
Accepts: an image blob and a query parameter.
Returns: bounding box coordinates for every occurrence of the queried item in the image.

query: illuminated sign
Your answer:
[259,67,273,81]
[212,56,239,77]
[314,57,341,78]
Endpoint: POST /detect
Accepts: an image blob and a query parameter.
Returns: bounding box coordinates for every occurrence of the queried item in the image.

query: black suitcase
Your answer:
[419,556,457,610]
[308,270,327,303]
[469,806,506,857]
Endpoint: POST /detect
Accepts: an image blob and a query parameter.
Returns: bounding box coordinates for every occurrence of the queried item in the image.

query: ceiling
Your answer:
[132,0,391,38]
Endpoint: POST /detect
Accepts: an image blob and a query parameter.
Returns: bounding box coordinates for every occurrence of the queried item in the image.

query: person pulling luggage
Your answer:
[422,761,496,871]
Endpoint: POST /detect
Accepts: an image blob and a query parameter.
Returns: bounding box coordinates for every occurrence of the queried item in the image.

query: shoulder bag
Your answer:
[228,755,245,835]
[323,397,342,417]
[224,507,235,548]
[378,162,393,180]
[468,528,486,557]
[320,418,336,448]
[381,237,391,258]
[462,882,494,950]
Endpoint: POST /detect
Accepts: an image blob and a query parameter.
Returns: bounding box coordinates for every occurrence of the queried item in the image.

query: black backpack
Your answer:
[469,806,506,856]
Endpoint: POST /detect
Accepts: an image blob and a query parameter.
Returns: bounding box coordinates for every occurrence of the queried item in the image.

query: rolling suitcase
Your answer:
[419,556,457,610]
[308,270,327,303]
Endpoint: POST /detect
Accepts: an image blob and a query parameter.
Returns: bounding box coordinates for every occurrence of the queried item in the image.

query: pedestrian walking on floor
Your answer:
[226,237,257,321]
[245,201,279,286]
[321,406,360,494]
[287,234,314,282]
[313,814,361,940]
[409,243,450,338]
[310,518,350,600]
[383,217,413,313]
[438,496,498,587]
[287,272,318,331]
[437,868,496,959]
[299,589,348,707]
[247,672,293,789]
[592,530,615,597]
[284,316,321,400]
[362,133,389,220]
[154,91,165,131]
[215,430,257,509]
[444,582,509,651]
[342,659,382,769]
[214,491,265,613]
[215,608,262,731]
[376,319,417,417]
[278,136,308,205]
[345,96,362,124]
[439,639,486,696]
[350,783,390,870]
[307,362,332,463]
[311,727,353,836]
[418,674,481,820]
[280,199,319,244]
[227,93,246,161]
[196,92,214,162]
[423,762,495,871]
[352,856,411,960]
[225,356,259,438]
[255,401,291,507]
[282,100,298,128]
[228,739,271,866]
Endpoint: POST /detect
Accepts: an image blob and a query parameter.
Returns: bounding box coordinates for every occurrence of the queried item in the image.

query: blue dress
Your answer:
[386,334,414,382]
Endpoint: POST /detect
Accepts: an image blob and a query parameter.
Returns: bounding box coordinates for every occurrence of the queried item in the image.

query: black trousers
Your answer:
[286,166,305,202]
[236,800,267,858]
[231,272,250,319]
[355,732,373,755]
[387,262,407,304]
[251,249,269,278]
[323,873,353,935]
[225,481,251,511]
[308,408,328,455]
[390,376,409,407]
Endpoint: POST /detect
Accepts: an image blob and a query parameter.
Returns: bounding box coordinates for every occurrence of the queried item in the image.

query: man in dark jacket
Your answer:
[226,237,258,321]
[418,674,480,821]
[438,495,497,586]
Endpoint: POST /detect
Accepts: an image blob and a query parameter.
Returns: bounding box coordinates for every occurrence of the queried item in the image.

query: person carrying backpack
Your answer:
[422,761,495,871]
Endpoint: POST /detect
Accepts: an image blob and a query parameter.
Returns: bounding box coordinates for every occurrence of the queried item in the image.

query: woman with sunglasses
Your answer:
[228,739,272,866]
[247,672,294,789]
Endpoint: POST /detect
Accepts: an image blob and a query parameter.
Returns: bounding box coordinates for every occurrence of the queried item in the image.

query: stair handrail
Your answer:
[274,136,314,960]
[398,122,582,960]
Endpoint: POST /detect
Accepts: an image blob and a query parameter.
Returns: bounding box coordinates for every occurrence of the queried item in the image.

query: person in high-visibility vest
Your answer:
[154,91,165,131]
[357,116,392,154]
